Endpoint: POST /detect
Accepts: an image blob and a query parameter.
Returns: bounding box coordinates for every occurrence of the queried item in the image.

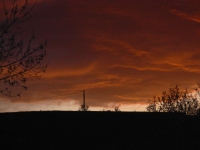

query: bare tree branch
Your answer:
[0,0,48,97]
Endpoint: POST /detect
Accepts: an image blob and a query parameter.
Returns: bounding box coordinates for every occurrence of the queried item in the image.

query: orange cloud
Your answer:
[170,9,200,23]
[44,62,97,78]
[115,95,148,104]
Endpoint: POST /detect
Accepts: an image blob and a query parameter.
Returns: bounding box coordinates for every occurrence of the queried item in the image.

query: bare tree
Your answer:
[0,0,48,97]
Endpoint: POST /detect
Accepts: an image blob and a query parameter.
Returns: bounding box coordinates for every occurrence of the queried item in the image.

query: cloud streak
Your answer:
[170,9,200,23]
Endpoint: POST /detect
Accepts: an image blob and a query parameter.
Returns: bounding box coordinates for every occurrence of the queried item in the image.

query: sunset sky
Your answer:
[0,0,200,112]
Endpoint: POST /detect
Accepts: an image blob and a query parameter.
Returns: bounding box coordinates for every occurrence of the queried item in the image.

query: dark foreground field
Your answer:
[0,111,200,149]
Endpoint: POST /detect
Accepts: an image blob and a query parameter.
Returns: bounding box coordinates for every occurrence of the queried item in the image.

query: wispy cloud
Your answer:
[45,62,98,78]
[170,9,200,23]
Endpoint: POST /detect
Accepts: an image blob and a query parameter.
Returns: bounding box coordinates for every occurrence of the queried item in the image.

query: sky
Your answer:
[0,0,200,112]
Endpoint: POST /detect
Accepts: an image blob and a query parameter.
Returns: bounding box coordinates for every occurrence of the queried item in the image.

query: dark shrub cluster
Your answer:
[146,84,200,115]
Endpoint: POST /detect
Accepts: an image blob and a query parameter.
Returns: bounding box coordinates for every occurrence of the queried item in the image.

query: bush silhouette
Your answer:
[79,105,89,111]
[146,84,200,115]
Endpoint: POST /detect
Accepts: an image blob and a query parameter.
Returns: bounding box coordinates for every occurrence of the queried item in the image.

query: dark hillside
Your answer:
[0,111,200,149]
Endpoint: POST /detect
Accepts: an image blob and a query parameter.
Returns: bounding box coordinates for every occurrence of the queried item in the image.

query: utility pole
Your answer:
[83,90,85,111]
[80,90,88,111]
